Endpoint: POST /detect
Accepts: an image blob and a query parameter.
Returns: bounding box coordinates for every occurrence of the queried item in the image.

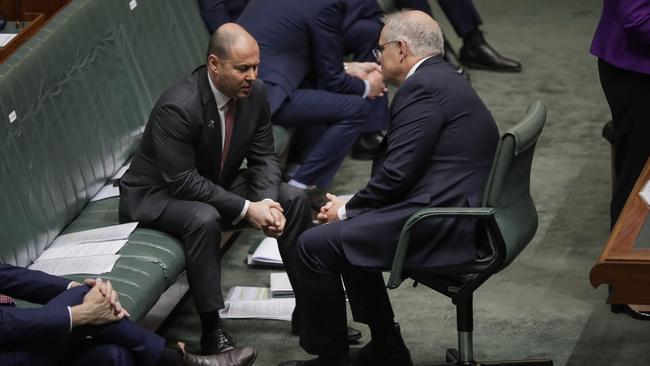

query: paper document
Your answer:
[640,180,650,207]
[29,255,120,276]
[247,237,283,267]
[91,184,120,202]
[0,34,17,47]
[49,222,138,248]
[219,286,294,321]
[112,163,131,180]
[36,240,127,262]
[270,272,294,298]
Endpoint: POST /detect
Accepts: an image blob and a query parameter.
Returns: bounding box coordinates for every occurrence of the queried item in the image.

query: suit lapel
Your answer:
[198,68,223,181]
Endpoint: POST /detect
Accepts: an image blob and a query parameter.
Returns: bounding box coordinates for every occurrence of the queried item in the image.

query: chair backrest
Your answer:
[482,101,546,269]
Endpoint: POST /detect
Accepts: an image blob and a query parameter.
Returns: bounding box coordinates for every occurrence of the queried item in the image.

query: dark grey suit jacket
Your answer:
[119,66,280,224]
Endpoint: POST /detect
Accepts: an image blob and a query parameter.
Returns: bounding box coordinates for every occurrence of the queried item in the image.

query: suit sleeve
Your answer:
[245,84,282,202]
[0,264,70,304]
[199,0,231,34]
[618,0,650,44]
[0,306,71,343]
[311,1,366,95]
[346,80,443,217]
[151,104,246,221]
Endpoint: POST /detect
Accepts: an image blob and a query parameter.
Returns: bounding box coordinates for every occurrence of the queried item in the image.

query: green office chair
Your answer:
[387,101,552,366]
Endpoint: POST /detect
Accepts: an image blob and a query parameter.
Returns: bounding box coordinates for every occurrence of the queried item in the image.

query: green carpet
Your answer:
[160,1,649,365]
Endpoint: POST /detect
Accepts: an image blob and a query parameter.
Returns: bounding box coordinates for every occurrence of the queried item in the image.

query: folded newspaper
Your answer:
[219,286,294,321]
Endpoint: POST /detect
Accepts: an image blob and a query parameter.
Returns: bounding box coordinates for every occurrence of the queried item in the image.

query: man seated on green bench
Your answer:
[0,263,256,366]
[119,24,312,354]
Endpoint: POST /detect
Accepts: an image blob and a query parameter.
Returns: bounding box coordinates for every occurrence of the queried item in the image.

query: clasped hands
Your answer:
[344,61,387,99]
[70,278,130,327]
[246,199,286,238]
[316,193,346,225]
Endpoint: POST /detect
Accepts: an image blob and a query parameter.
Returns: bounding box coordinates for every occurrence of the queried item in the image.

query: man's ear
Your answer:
[398,40,406,62]
[208,54,220,75]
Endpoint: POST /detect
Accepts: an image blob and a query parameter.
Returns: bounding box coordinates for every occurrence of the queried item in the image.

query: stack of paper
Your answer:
[91,162,131,202]
[640,180,650,207]
[219,286,294,321]
[270,272,294,298]
[247,237,283,267]
[29,223,138,276]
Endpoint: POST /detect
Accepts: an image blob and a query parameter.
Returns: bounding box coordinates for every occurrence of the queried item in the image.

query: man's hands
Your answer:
[246,199,286,237]
[316,193,346,224]
[344,62,387,99]
[70,278,129,327]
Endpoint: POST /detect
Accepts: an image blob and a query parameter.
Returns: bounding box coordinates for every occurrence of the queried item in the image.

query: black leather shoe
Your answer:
[291,320,362,344]
[611,304,650,321]
[350,132,384,160]
[200,328,237,355]
[459,30,522,73]
[443,38,470,82]
[350,323,412,366]
[182,344,257,366]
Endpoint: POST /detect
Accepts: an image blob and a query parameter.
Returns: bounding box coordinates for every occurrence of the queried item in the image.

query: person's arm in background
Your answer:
[199,0,231,34]
[618,0,650,44]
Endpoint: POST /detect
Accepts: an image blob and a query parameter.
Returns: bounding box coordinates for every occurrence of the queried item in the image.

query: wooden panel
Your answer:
[590,158,650,304]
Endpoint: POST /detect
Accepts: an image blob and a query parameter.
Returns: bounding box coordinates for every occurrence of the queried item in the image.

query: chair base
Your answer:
[426,348,553,366]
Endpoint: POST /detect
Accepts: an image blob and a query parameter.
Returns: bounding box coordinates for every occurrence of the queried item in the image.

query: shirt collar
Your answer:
[406,55,434,79]
[207,70,233,111]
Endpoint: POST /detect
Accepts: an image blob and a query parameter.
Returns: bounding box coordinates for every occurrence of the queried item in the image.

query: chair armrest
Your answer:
[387,207,496,289]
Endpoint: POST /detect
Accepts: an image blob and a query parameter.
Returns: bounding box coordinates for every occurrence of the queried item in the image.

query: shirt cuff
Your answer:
[232,200,250,225]
[337,205,348,221]
[66,282,75,290]
[362,80,370,99]
[67,306,73,332]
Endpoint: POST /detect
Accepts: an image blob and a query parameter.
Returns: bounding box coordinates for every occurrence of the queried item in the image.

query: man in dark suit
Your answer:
[199,0,249,34]
[280,10,499,366]
[395,0,521,72]
[0,263,256,366]
[119,24,312,355]
[238,0,388,192]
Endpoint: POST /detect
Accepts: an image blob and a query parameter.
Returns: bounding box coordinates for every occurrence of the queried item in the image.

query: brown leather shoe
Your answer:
[180,342,257,366]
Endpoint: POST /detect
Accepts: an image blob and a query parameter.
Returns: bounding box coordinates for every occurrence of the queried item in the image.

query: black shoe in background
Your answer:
[459,29,522,73]
[200,328,237,355]
[350,323,412,366]
[351,132,384,160]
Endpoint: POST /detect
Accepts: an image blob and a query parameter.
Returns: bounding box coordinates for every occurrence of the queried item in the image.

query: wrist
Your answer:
[70,304,88,327]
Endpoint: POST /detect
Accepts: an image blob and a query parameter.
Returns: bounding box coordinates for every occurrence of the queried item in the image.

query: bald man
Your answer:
[280,10,499,366]
[120,24,312,355]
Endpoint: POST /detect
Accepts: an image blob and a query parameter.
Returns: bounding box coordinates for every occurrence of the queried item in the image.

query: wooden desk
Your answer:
[590,158,650,304]
[0,12,45,63]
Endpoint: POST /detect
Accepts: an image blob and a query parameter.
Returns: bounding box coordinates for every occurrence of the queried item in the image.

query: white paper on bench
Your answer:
[112,162,131,180]
[49,223,138,248]
[640,180,650,207]
[0,34,17,47]
[91,184,120,202]
[29,255,121,276]
[35,240,127,262]
[270,272,294,298]
[247,237,283,266]
[219,286,294,321]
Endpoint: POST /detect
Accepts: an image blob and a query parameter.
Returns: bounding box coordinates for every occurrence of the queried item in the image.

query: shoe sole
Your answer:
[246,350,258,366]
[460,60,522,73]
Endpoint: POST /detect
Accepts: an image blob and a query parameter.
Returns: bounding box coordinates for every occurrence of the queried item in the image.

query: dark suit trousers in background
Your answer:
[10,286,164,366]
[294,221,395,356]
[598,59,650,227]
[145,171,312,312]
[395,0,482,37]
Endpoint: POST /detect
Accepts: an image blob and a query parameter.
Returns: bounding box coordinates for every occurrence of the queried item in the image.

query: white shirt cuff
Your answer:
[337,205,348,221]
[67,306,73,331]
[232,200,250,225]
[362,80,370,99]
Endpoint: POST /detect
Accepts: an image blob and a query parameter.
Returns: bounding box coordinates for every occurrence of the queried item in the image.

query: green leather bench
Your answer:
[0,0,291,328]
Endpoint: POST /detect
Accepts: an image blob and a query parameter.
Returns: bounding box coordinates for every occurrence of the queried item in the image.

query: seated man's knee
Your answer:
[187,204,221,234]
[82,344,134,366]
[297,226,341,273]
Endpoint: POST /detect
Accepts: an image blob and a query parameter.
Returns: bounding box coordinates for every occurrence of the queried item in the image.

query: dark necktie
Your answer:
[221,99,236,169]
[0,294,15,307]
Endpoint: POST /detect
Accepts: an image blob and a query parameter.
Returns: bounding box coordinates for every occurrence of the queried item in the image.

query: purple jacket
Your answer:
[590,0,650,74]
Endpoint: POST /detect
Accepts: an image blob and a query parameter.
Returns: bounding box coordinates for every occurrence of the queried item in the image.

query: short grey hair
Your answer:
[382,10,444,57]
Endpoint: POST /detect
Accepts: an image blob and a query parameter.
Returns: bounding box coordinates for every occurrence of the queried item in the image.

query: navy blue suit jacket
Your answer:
[238,0,367,114]
[0,264,72,364]
[341,57,500,269]
[199,0,250,34]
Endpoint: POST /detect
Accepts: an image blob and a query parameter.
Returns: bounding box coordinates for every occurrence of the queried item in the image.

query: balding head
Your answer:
[381,10,443,58]
[208,23,258,60]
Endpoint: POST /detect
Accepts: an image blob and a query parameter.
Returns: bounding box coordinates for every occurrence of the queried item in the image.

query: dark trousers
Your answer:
[598,59,650,228]
[274,89,371,188]
[395,0,482,37]
[295,221,395,356]
[9,286,164,366]
[145,171,312,313]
